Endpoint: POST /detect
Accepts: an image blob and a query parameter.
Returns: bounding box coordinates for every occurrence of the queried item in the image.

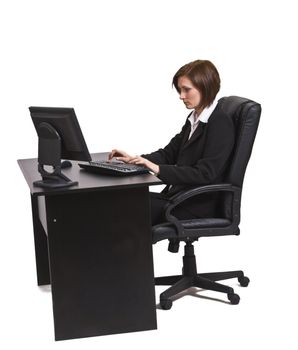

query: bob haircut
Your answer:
[172,60,221,109]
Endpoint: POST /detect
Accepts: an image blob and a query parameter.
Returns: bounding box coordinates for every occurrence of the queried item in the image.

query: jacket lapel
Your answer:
[182,121,206,150]
[181,122,191,147]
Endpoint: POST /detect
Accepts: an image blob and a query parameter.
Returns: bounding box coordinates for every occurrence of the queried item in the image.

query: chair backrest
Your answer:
[219,96,261,187]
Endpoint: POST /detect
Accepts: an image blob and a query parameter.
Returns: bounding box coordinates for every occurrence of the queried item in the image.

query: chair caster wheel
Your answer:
[160,298,173,310]
[228,293,240,305]
[238,276,250,287]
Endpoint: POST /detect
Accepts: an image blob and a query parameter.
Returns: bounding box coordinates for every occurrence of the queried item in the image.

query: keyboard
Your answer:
[78,161,150,176]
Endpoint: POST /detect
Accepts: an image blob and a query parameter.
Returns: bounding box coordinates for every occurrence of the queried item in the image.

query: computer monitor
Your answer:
[30,106,91,162]
[29,106,92,188]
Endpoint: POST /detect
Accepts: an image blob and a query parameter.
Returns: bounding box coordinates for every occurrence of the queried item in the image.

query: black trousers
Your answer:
[149,192,197,226]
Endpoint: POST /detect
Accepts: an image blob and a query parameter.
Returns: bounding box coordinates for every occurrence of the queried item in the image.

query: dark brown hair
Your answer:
[172,59,220,108]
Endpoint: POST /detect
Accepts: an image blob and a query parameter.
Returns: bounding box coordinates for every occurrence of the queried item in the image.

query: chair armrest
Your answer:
[164,184,241,236]
[166,183,240,212]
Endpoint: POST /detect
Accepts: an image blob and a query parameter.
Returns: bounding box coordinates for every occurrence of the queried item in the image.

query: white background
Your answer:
[1,0,298,349]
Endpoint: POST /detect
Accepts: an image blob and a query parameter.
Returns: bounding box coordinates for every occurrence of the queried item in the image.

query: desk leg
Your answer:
[45,187,157,341]
[31,195,50,286]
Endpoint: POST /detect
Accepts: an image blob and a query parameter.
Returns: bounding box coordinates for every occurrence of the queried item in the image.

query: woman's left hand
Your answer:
[128,156,160,175]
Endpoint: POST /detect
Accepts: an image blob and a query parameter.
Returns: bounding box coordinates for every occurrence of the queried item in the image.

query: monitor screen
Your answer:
[29,106,92,162]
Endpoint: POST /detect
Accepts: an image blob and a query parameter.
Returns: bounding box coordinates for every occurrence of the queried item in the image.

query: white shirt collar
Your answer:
[188,97,219,125]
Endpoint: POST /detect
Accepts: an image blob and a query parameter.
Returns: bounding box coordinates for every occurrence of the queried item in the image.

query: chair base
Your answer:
[155,241,249,309]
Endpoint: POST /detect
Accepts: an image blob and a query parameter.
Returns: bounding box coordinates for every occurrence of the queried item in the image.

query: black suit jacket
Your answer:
[143,100,235,217]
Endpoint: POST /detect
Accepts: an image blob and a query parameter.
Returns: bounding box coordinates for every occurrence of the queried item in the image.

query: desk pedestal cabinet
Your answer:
[18,155,160,341]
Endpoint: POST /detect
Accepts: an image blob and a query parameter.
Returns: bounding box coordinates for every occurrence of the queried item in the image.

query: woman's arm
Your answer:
[109,118,190,175]
[157,112,235,185]
[142,121,189,165]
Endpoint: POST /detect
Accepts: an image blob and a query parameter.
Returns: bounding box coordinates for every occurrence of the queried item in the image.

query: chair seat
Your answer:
[152,218,231,243]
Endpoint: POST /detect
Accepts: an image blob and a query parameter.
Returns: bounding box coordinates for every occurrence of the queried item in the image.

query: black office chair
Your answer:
[152,96,261,310]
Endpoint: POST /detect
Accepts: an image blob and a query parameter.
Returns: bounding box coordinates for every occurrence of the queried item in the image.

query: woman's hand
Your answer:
[109,149,160,175]
[108,149,133,163]
[127,156,160,175]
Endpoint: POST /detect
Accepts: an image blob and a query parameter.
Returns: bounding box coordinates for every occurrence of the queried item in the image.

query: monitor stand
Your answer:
[34,164,78,189]
[33,122,78,189]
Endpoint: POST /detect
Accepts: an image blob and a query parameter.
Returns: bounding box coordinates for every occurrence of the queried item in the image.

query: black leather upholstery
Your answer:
[152,218,231,243]
[152,96,261,309]
[220,96,261,187]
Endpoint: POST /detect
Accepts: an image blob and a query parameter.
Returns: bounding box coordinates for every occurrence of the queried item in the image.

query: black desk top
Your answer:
[18,152,162,197]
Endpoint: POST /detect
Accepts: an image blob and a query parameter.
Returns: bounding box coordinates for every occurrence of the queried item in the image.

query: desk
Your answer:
[18,153,162,341]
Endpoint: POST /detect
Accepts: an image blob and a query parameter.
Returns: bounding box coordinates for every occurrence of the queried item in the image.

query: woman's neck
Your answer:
[194,105,204,119]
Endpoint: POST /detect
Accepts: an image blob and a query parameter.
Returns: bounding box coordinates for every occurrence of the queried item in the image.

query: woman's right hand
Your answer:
[108,149,133,163]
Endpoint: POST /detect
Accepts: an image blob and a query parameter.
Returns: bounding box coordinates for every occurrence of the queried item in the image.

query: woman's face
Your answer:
[177,76,202,110]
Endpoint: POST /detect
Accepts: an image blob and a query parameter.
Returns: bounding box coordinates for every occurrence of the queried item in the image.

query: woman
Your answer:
[109,59,235,225]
